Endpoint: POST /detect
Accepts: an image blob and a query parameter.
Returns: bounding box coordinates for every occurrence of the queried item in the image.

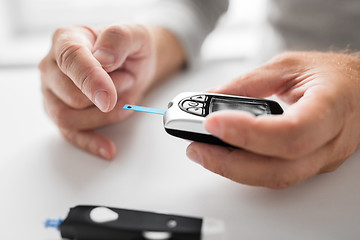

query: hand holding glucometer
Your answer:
[124,92,283,147]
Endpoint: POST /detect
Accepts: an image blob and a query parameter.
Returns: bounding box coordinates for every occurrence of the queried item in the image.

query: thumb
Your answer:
[52,26,117,112]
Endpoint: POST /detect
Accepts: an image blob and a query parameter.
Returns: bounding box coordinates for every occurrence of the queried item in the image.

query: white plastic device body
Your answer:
[163,92,283,147]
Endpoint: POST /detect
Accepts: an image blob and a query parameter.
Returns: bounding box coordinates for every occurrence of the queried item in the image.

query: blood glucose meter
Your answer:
[124,92,283,147]
[163,92,283,147]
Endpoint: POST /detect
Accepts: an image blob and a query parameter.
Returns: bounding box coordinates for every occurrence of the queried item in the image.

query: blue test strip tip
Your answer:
[123,104,166,115]
[45,218,63,230]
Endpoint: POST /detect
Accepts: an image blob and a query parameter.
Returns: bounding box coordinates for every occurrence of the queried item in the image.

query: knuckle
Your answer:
[102,25,131,41]
[50,105,72,129]
[77,65,102,94]
[274,51,297,62]
[61,128,94,154]
[56,41,84,75]
[59,128,76,143]
[271,51,303,68]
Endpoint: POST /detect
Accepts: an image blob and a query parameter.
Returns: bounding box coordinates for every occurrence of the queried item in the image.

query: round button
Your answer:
[167,219,177,228]
[188,101,199,107]
[89,207,119,223]
[181,100,203,109]
[142,231,172,240]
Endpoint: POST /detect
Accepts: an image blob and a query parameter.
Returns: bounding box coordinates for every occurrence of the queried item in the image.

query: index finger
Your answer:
[51,26,117,112]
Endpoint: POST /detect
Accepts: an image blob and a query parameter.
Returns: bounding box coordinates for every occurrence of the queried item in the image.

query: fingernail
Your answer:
[94,90,110,112]
[186,147,203,165]
[93,49,115,67]
[99,147,111,160]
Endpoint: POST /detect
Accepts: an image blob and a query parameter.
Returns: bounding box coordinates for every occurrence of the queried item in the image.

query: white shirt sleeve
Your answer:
[267,0,360,52]
[135,0,229,67]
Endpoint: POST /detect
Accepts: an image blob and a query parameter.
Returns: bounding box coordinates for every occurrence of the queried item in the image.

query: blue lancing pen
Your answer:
[45,205,224,240]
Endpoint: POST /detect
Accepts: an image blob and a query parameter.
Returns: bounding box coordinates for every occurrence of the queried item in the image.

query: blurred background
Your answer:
[0,0,267,68]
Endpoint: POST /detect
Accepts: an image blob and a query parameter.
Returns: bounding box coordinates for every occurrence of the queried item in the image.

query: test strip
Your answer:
[123,104,166,115]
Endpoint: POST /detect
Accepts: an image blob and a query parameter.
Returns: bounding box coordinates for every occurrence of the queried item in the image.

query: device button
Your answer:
[187,107,203,116]
[90,207,119,223]
[166,219,177,228]
[190,95,207,102]
[142,231,172,240]
[181,100,203,109]
[167,101,173,109]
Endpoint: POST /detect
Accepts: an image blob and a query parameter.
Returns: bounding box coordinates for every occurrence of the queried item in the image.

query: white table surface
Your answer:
[1,59,360,240]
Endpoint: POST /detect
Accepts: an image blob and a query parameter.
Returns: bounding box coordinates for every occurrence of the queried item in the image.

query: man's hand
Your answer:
[39,24,185,159]
[186,52,360,188]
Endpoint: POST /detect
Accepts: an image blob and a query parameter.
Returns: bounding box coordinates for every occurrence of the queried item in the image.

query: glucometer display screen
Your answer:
[210,98,270,116]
